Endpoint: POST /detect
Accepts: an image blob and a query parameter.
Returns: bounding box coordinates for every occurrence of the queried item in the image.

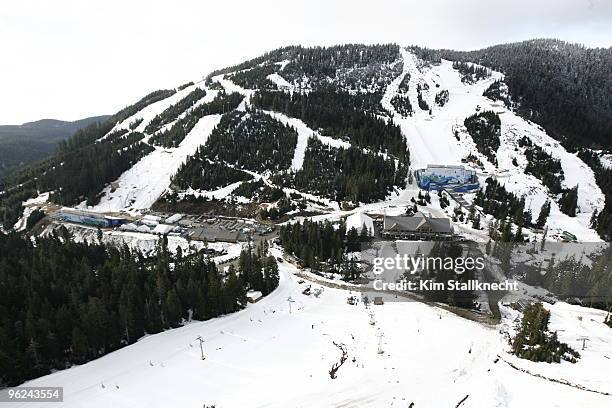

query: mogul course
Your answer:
[373,279,519,292]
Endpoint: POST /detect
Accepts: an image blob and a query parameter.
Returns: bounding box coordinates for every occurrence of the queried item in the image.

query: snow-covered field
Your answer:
[500,302,612,396]
[18,248,612,408]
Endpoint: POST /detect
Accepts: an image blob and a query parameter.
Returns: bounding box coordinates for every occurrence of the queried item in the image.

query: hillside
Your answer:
[0,116,110,178]
[2,41,612,407]
[1,41,610,241]
[411,39,612,150]
[14,248,612,408]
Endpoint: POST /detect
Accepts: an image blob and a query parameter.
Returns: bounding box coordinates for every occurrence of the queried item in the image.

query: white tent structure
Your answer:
[346,212,374,236]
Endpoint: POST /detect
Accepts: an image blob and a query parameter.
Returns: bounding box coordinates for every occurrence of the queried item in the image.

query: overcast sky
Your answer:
[1,0,610,124]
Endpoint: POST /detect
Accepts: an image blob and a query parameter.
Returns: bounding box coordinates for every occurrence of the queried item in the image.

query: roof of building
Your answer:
[120,222,138,231]
[346,212,374,236]
[383,213,452,234]
[191,227,240,242]
[425,164,469,170]
[153,224,175,234]
[141,214,161,226]
[165,213,184,224]
[246,291,263,301]
[56,208,107,220]
[136,224,152,233]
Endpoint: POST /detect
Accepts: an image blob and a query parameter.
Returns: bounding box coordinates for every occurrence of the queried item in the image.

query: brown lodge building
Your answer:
[382,212,454,241]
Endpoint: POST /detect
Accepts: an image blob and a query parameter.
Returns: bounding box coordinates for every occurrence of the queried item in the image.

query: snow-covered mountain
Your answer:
[15,42,602,243]
[3,41,612,408]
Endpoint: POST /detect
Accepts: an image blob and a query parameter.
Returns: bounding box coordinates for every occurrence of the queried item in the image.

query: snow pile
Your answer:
[23,191,50,206]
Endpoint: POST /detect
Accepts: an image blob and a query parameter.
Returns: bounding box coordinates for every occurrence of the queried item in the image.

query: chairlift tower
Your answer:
[377,331,385,354]
[287,296,295,314]
[196,336,206,360]
[577,336,589,351]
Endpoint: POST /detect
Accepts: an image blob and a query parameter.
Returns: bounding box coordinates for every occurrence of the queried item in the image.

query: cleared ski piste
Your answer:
[381,49,604,242]
[90,113,223,213]
[18,247,612,408]
[78,50,603,242]
[100,82,207,140]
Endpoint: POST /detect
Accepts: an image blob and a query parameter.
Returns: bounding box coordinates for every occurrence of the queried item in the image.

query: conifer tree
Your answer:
[536,200,551,228]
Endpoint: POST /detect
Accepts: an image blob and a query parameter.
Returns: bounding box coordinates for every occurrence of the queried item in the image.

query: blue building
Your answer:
[53,208,125,228]
[415,165,479,192]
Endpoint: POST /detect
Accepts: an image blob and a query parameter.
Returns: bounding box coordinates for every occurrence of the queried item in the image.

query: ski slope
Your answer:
[100,82,206,140]
[18,248,612,408]
[381,48,604,241]
[262,110,350,171]
[267,72,293,90]
[90,114,222,213]
[381,49,494,168]
[79,47,603,242]
[212,74,253,111]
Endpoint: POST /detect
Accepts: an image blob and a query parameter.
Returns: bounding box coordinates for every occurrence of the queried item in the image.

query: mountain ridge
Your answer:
[0,115,111,178]
[1,39,610,240]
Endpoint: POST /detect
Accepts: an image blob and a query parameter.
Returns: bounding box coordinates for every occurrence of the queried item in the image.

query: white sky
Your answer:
[1,0,610,124]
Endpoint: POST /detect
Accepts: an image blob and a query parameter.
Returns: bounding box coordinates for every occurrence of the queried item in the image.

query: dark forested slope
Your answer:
[0,116,110,178]
[412,39,612,150]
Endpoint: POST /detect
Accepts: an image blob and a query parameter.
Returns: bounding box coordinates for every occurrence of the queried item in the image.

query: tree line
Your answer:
[279,219,367,274]
[149,92,243,148]
[0,229,278,386]
[451,61,491,83]
[520,136,565,194]
[208,44,400,94]
[145,87,207,134]
[197,110,298,173]
[474,177,535,236]
[273,138,405,205]
[252,88,408,163]
[172,156,253,191]
[464,111,501,165]
[512,303,579,363]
